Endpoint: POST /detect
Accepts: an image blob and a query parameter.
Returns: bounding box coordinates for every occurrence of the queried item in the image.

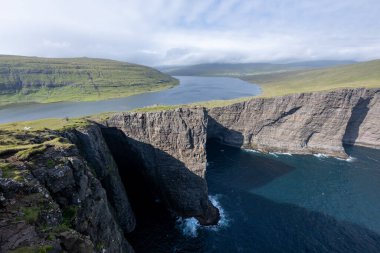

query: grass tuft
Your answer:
[9,245,53,253]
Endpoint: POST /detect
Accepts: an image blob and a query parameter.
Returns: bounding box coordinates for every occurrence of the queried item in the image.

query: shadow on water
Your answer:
[100,138,380,253]
[206,139,295,191]
[126,181,380,252]
[202,140,380,253]
[199,190,380,253]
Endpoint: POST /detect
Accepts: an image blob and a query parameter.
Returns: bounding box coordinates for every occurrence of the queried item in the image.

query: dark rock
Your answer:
[58,230,94,253]
[105,108,220,225]
[65,125,136,234]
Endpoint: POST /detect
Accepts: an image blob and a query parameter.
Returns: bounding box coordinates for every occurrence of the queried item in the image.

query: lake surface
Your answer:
[131,141,380,253]
[0,76,260,123]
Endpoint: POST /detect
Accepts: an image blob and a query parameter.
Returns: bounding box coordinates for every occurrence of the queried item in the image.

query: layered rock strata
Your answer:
[207,88,380,158]
[104,108,219,225]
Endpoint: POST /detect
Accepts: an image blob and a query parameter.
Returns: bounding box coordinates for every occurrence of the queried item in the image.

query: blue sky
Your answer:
[0,0,379,65]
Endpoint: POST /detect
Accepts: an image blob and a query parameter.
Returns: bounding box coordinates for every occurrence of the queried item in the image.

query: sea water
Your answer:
[131,140,380,252]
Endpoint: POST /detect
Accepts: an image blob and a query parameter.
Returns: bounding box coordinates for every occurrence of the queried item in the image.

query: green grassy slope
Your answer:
[0,55,178,105]
[160,60,354,76]
[242,60,380,97]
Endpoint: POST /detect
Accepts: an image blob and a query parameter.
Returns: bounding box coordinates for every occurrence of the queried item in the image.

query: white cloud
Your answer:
[42,40,71,49]
[0,0,379,65]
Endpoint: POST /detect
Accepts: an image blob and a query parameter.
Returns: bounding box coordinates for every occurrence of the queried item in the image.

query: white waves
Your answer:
[176,194,230,237]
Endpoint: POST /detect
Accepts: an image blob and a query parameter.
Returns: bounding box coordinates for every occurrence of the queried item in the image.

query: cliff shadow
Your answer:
[207,115,244,148]
[206,115,295,191]
[99,127,218,245]
[126,187,380,253]
[343,97,371,147]
[206,139,296,191]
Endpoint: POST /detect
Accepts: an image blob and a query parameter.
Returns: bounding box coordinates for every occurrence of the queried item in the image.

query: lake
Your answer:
[3,74,380,253]
[0,76,261,124]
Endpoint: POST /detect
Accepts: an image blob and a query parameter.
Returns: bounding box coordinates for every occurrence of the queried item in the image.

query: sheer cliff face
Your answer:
[208,88,380,158]
[105,108,219,225]
[0,131,134,253]
[2,88,380,253]
[345,90,380,148]
[0,108,219,253]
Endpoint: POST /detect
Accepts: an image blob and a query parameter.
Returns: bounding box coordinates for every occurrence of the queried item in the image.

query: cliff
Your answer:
[0,129,134,253]
[207,88,380,158]
[103,108,219,225]
[0,108,218,253]
[1,88,379,252]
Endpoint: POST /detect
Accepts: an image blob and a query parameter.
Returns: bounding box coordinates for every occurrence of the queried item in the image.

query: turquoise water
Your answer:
[132,141,380,252]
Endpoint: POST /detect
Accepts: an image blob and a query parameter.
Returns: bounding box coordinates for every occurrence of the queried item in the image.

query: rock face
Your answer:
[343,90,380,148]
[104,108,219,225]
[0,134,134,253]
[0,108,219,252]
[64,126,136,233]
[207,88,380,158]
[1,87,380,252]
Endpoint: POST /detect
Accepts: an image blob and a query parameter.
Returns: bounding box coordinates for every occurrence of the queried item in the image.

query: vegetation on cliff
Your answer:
[0,55,178,106]
[0,119,132,252]
[0,127,85,252]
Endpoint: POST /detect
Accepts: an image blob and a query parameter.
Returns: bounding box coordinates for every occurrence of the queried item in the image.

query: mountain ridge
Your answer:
[0,55,178,106]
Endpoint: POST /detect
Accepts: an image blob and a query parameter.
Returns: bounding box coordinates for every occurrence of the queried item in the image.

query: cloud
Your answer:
[42,40,71,49]
[0,0,379,65]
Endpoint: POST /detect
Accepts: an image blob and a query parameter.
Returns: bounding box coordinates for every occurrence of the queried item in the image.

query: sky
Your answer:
[0,0,380,66]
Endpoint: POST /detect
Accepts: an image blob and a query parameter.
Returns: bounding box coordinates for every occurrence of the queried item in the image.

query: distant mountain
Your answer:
[159,60,356,76]
[0,55,178,106]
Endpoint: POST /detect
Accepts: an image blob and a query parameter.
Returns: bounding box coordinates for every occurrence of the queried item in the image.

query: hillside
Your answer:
[241,60,380,97]
[160,60,354,76]
[0,55,178,106]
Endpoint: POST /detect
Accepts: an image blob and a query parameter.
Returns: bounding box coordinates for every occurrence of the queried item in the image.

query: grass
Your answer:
[242,60,380,97]
[21,206,41,223]
[0,161,24,180]
[0,117,89,132]
[131,98,250,113]
[61,206,78,228]
[9,245,53,253]
[0,55,178,106]
[0,118,83,161]
[161,61,354,77]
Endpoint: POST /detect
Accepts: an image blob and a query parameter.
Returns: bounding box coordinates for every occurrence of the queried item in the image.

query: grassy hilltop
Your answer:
[0,55,178,106]
[160,60,354,77]
[242,60,380,97]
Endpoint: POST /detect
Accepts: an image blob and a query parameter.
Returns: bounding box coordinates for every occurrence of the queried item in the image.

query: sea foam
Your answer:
[244,149,260,153]
[336,156,356,162]
[176,194,229,237]
[313,153,329,158]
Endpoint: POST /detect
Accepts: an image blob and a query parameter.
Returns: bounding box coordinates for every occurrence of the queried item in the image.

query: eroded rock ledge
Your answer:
[1,88,379,252]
